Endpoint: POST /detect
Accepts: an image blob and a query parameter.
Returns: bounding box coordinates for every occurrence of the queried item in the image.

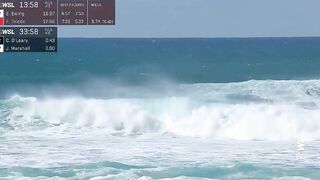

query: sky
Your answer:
[60,0,320,38]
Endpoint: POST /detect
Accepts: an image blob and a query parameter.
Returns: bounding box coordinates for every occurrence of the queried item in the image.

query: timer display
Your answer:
[19,28,39,35]
[19,1,39,8]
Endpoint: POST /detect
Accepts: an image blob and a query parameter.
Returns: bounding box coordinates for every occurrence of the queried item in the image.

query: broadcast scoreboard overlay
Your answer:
[0,0,115,52]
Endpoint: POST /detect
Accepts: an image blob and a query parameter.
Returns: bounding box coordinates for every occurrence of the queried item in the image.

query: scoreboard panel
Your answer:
[0,0,115,52]
[0,27,57,52]
[0,0,115,25]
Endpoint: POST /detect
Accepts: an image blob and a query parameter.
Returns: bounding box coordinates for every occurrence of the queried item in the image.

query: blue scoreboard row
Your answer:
[0,27,57,52]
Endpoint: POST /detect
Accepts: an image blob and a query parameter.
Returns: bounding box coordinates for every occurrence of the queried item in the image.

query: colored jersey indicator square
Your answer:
[0,36,3,53]
[0,10,4,26]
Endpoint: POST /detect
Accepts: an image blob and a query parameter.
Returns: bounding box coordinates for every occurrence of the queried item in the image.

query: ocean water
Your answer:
[1,38,320,179]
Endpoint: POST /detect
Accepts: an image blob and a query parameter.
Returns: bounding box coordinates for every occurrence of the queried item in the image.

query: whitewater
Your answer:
[1,80,320,179]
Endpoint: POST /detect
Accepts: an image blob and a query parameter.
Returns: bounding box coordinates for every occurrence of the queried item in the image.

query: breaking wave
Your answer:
[1,80,320,141]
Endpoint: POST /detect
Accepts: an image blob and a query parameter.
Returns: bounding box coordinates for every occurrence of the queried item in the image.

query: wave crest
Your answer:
[1,80,320,141]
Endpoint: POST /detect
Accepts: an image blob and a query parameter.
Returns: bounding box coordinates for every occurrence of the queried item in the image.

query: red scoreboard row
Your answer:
[0,0,115,25]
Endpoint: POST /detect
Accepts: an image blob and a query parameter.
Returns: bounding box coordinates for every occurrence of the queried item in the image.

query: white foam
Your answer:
[3,80,320,141]
[4,95,320,141]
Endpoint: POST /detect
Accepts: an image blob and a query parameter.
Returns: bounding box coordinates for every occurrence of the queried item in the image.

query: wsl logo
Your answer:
[0,28,14,35]
[0,2,15,8]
